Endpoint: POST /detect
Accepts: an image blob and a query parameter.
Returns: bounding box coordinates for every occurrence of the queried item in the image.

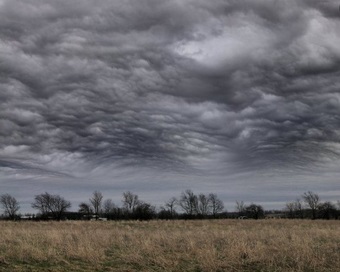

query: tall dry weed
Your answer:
[0,220,339,271]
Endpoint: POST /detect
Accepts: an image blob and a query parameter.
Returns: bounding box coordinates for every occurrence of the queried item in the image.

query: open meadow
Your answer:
[0,219,339,272]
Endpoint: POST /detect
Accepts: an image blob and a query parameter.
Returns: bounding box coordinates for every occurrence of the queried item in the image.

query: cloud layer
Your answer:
[1,0,340,210]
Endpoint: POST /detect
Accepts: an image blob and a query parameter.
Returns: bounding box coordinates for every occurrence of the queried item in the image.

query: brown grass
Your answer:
[0,220,339,271]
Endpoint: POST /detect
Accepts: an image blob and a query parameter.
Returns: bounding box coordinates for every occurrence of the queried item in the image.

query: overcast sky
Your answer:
[1,0,340,213]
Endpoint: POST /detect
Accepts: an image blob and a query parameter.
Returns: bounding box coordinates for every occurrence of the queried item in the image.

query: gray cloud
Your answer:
[1,0,340,210]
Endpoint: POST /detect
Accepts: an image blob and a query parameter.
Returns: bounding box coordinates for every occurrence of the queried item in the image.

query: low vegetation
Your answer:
[0,219,339,271]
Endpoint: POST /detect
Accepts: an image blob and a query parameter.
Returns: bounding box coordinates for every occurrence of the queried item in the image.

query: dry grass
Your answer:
[0,220,339,271]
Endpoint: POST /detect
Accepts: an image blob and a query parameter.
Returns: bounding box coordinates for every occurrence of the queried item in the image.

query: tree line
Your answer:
[1,190,339,221]
[284,191,339,220]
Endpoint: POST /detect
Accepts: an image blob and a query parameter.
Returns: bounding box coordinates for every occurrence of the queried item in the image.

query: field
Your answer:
[0,220,339,272]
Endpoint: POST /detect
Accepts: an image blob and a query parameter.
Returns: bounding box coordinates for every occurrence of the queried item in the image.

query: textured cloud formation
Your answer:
[1,0,340,210]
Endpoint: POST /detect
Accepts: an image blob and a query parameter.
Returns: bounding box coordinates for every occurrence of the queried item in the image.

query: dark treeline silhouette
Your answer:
[285,191,339,220]
[0,190,339,221]
[234,203,265,220]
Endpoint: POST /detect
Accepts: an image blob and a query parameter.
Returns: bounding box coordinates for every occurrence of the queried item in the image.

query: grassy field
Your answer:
[0,220,339,272]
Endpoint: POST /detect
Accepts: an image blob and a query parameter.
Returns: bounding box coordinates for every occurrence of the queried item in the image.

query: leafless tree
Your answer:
[285,199,303,219]
[293,198,304,218]
[197,194,210,216]
[235,200,246,216]
[122,191,140,213]
[89,191,103,216]
[208,193,224,217]
[103,199,116,214]
[32,192,71,220]
[285,202,295,218]
[0,194,20,220]
[179,190,198,216]
[302,191,320,219]
[164,197,177,216]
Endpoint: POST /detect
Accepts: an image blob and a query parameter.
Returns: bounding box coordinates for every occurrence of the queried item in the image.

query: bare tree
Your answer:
[164,197,177,216]
[285,199,303,219]
[293,198,304,219]
[179,190,198,216]
[89,191,103,216]
[285,202,295,218]
[208,193,224,217]
[103,199,116,214]
[235,200,246,216]
[0,194,20,220]
[122,191,140,213]
[197,194,210,216]
[32,192,71,220]
[302,191,320,219]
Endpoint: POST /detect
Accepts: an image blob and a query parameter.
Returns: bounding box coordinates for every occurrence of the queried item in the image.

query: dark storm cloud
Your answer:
[1,0,340,178]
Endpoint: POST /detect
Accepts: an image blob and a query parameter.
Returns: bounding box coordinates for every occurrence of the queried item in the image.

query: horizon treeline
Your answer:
[0,190,339,221]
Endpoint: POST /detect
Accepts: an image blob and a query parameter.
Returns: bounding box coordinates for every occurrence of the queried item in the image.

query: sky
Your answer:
[1,0,340,213]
